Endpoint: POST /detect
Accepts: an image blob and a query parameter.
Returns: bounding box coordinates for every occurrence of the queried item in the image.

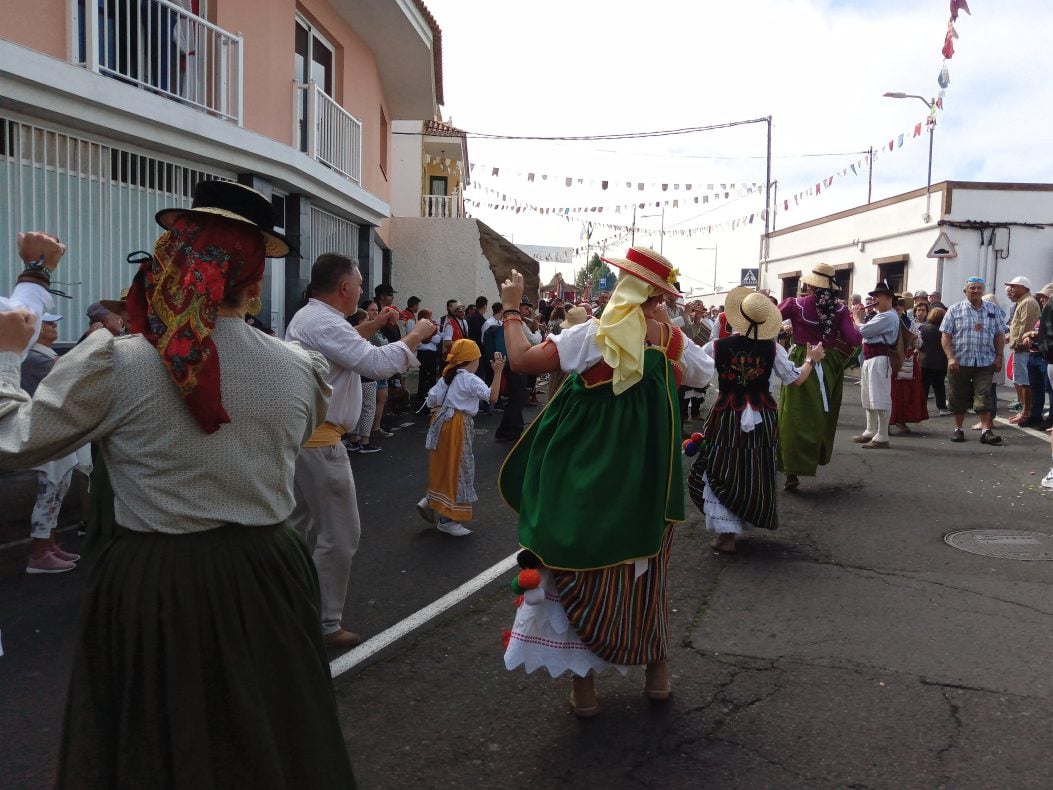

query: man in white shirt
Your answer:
[481,302,503,336]
[285,253,435,650]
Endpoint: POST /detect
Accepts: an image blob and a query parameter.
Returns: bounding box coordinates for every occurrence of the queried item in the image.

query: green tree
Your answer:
[575,253,616,292]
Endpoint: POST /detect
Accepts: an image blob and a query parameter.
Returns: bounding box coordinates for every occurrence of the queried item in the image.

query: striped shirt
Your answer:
[939,299,1004,367]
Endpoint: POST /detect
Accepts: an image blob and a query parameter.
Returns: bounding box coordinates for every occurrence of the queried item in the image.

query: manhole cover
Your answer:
[944,529,1053,561]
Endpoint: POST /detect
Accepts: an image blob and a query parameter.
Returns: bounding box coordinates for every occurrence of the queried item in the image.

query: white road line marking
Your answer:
[994,417,1050,441]
[329,551,520,678]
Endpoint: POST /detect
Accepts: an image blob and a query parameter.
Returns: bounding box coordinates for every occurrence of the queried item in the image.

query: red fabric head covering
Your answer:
[125,215,266,433]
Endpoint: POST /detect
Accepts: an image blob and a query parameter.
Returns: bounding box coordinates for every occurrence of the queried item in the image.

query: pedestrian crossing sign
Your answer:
[740,268,759,287]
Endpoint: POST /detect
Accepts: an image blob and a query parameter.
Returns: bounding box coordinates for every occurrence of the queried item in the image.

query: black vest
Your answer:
[714,336,777,405]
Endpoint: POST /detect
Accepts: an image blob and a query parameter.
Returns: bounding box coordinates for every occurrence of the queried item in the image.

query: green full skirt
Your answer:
[499,348,684,571]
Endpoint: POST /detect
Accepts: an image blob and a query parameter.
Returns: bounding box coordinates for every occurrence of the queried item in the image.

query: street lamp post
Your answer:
[883,91,936,222]
[640,208,666,254]
[696,245,718,295]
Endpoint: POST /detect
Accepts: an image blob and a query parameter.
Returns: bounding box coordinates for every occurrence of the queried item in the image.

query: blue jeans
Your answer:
[1026,352,1053,422]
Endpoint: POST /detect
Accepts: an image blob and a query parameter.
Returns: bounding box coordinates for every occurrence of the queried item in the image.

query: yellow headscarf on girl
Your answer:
[594,275,658,395]
[443,338,481,377]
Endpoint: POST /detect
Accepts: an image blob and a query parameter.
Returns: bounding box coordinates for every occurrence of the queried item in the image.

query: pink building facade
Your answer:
[0,0,442,336]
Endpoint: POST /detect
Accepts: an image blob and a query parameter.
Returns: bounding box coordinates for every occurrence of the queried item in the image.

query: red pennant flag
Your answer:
[913,122,923,137]
[942,29,955,59]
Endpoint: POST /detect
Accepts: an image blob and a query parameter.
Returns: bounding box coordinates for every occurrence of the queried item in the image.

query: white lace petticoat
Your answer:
[503,570,628,679]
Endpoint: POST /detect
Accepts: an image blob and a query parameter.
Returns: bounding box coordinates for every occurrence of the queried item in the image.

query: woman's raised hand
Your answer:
[0,309,37,353]
[492,351,505,371]
[806,342,826,363]
[500,270,525,309]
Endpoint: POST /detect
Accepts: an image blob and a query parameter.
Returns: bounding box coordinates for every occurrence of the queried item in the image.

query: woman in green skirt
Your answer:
[0,183,356,788]
[498,248,714,717]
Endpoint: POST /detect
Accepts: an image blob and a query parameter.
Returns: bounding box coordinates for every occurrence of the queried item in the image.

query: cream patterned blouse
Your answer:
[0,317,331,534]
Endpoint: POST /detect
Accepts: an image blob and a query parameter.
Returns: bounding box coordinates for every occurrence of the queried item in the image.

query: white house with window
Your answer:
[762,181,1053,305]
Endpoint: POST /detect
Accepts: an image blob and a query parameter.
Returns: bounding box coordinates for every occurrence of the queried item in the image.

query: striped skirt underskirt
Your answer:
[688,401,779,533]
[504,526,673,675]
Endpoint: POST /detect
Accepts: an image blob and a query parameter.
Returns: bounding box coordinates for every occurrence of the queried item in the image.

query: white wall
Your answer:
[388,217,499,320]
[390,119,423,218]
[765,185,1053,301]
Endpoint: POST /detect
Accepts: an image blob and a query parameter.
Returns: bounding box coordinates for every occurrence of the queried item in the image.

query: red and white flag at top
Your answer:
[950,0,971,23]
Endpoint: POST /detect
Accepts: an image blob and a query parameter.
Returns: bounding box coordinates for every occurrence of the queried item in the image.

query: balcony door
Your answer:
[295,18,334,153]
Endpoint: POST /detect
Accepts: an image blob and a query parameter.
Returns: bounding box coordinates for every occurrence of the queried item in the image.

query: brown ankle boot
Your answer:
[569,674,599,718]
[644,660,671,700]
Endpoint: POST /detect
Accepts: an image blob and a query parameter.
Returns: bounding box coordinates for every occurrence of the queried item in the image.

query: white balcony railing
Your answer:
[294,81,362,183]
[422,193,463,218]
[76,0,243,124]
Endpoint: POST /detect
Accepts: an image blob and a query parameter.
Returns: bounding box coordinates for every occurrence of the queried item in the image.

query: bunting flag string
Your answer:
[464,194,768,243]
[464,182,759,215]
[465,118,926,224]
[467,160,760,195]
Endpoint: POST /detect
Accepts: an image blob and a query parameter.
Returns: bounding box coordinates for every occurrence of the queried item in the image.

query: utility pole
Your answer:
[867,146,874,204]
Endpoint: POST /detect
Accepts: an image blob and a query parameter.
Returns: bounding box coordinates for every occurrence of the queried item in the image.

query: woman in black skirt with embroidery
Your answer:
[688,287,825,553]
[0,183,356,788]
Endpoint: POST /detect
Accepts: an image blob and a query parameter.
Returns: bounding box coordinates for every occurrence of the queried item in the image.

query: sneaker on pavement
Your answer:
[26,551,76,574]
[1041,468,1053,489]
[416,497,436,524]
[345,441,360,453]
[980,430,1003,445]
[938,409,953,416]
[950,428,966,442]
[377,428,395,438]
[436,519,472,537]
[324,628,362,650]
[357,443,382,453]
[51,545,80,562]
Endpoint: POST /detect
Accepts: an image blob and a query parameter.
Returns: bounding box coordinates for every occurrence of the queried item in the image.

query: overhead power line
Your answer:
[393,118,771,142]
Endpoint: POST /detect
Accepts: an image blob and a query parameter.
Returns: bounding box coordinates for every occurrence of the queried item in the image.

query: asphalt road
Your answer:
[2,387,1052,789]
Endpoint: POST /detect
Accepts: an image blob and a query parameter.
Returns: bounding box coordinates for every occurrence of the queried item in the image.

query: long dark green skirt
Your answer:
[57,523,356,789]
[778,345,854,477]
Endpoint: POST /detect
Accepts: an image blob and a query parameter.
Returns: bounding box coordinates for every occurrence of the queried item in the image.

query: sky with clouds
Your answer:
[422,0,1052,293]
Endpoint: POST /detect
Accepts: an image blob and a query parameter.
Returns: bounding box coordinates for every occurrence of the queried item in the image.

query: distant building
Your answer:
[763,181,1053,302]
[387,118,539,313]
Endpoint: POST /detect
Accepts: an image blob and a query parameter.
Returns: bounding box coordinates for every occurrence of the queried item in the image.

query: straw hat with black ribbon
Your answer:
[155,180,292,258]
[800,263,840,291]
[724,286,783,340]
[601,246,681,298]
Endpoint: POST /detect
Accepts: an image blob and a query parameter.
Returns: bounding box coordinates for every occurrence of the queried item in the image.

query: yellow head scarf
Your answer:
[594,275,658,395]
[443,338,481,377]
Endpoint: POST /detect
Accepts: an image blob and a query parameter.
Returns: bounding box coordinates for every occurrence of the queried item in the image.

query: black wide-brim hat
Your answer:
[868,281,895,298]
[155,180,292,258]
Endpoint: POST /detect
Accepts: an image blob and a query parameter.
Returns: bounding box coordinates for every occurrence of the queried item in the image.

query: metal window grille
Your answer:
[308,205,359,271]
[1,114,232,341]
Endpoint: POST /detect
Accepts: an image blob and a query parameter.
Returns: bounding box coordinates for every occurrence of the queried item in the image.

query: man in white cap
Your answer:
[1005,276,1041,425]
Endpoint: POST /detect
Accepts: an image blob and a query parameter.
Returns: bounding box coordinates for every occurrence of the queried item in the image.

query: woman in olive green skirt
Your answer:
[0,188,356,788]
